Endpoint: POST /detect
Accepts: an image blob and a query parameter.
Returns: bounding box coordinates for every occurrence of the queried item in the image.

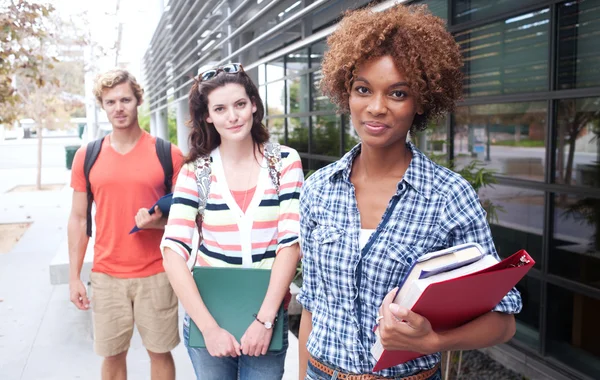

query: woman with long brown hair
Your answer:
[160,64,303,379]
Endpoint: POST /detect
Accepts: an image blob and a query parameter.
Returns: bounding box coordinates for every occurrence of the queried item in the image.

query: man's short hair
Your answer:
[93,69,144,106]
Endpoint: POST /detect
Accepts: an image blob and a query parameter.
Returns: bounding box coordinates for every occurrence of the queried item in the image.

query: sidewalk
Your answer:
[0,166,298,380]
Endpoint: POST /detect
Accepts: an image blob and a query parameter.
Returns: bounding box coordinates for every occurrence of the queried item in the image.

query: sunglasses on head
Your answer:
[198,63,244,81]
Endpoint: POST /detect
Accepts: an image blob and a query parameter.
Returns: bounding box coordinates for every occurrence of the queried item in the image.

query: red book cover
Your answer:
[372,250,534,372]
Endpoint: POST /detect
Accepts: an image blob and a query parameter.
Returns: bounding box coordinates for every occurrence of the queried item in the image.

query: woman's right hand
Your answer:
[203,326,242,357]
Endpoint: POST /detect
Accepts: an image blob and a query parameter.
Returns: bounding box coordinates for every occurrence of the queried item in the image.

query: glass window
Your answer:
[312,115,341,157]
[345,116,361,153]
[311,70,336,112]
[266,80,285,116]
[286,48,309,77]
[310,40,327,69]
[557,0,600,89]
[415,0,447,20]
[413,116,447,154]
[266,57,285,83]
[480,184,544,267]
[555,97,600,187]
[266,118,285,145]
[259,85,266,109]
[311,158,336,173]
[287,117,309,154]
[455,9,550,97]
[550,192,600,289]
[453,0,545,25]
[514,276,541,350]
[454,102,547,181]
[258,64,266,85]
[287,75,310,114]
[546,284,600,379]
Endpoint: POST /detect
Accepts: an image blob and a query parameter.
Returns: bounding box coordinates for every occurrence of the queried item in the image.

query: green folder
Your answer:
[188,267,285,351]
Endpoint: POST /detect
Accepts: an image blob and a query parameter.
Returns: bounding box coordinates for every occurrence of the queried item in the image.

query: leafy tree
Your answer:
[0,0,55,125]
[4,1,87,189]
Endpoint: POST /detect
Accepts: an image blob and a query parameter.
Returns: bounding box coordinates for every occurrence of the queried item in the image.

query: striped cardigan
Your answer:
[160,145,303,269]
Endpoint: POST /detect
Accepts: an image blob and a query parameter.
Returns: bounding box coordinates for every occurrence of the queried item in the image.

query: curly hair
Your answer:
[186,70,269,164]
[93,69,144,106]
[320,4,463,133]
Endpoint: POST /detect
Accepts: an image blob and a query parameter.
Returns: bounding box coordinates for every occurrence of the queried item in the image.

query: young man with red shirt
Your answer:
[68,69,184,380]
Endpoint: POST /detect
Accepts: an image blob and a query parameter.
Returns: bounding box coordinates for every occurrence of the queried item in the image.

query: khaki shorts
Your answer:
[90,271,180,357]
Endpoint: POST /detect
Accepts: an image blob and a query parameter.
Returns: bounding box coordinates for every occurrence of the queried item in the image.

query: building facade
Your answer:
[144,1,600,379]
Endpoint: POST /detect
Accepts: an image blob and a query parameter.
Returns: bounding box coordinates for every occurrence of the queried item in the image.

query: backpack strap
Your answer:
[188,155,212,271]
[264,142,283,194]
[155,138,173,193]
[83,137,105,237]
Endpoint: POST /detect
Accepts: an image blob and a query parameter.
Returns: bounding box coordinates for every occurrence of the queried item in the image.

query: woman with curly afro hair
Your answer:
[296,4,522,380]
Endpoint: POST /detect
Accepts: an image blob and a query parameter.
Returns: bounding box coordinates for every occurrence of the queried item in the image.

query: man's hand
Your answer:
[69,279,90,310]
[135,206,164,229]
[240,319,274,356]
[377,287,440,354]
[202,325,242,357]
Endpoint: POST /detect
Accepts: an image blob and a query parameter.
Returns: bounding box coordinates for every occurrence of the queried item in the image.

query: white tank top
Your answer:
[359,229,376,250]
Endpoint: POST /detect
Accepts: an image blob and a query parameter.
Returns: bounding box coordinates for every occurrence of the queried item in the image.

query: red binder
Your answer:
[371,249,535,372]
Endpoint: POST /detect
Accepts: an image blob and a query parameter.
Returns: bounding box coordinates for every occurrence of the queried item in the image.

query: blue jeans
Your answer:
[305,359,442,380]
[183,313,289,380]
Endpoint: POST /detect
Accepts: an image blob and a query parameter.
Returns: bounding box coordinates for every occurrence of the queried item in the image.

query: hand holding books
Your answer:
[376,287,438,356]
[371,244,534,371]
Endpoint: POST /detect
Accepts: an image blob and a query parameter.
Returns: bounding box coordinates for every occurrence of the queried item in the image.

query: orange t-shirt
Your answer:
[71,131,184,278]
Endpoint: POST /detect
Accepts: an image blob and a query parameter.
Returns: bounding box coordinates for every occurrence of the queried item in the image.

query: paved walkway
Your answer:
[0,161,298,379]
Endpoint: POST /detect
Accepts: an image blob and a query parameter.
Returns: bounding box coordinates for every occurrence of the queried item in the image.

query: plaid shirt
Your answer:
[297,142,522,377]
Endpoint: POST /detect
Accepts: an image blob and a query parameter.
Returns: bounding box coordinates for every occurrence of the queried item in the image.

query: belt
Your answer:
[309,356,440,380]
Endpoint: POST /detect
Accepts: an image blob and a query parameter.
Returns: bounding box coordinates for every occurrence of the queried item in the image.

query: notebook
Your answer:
[188,267,285,351]
[129,193,173,234]
[371,248,534,372]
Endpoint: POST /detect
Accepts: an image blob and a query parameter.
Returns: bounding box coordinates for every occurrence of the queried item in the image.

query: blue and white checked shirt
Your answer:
[297,142,522,377]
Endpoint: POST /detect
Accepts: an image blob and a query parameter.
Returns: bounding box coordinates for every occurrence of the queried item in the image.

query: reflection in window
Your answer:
[413,117,447,154]
[455,9,549,97]
[258,64,266,85]
[266,80,285,116]
[414,0,447,20]
[555,97,600,187]
[454,102,547,181]
[551,192,600,290]
[311,70,335,112]
[345,117,361,153]
[310,40,327,69]
[453,0,543,25]
[287,117,309,153]
[514,276,540,350]
[287,75,310,114]
[266,118,285,146]
[310,159,336,173]
[480,184,544,267]
[558,0,600,89]
[546,284,600,379]
[312,115,341,157]
[266,57,284,83]
[286,48,309,77]
[259,85,266,109]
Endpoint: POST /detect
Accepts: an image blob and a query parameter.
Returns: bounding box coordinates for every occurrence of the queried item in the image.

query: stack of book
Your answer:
[371,243,534,372]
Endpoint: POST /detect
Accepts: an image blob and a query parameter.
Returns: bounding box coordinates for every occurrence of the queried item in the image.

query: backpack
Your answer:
[83,136,173,237]
[188,142,283,269]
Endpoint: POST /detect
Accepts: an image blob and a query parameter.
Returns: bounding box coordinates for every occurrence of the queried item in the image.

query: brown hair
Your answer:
[186,70,269,163]
[93,69,144,106]
[320,4,464,134]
